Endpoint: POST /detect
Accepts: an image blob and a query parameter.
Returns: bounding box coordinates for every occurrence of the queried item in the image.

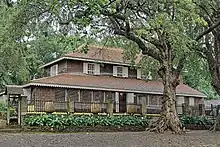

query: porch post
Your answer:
[140,96,147,115]
[18,96,21,125]
[103,91,106,102]
[126,93,135,113]
[20,96,27,126]
[115,92,119,112]
[78,90,81,102]
[7,94,10,125]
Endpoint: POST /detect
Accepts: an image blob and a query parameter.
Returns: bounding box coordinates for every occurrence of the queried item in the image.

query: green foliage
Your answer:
[180,115,213,126]
[183,52,218,99]
[0,102,7,112]
[24,115,149,129]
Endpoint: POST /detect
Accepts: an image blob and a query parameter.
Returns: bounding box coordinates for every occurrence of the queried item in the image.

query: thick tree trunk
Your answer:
[151,65,182,133]
[206,30,220,131]
[150,44,182,133]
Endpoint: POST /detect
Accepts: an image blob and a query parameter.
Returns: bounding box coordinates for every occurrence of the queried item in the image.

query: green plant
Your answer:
[24,115,149,129]
[180,115,213,126]
[0,102,7,112]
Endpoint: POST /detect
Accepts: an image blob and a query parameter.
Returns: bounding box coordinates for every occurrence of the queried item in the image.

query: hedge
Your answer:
[24,115,149,129]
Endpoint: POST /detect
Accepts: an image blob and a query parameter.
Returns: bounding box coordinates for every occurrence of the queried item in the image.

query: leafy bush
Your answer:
[180,115,213,126]
[24,115,149,129]
[0,102,7,112]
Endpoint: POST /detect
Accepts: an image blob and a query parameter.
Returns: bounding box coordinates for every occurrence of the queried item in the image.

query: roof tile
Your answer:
[25,74,206,97]
[65,45,141,64]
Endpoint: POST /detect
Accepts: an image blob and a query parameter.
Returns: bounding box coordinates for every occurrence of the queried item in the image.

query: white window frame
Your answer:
[50,64,58,76]
[83,62,100,75]
[116,66,123,77]
[87,63,95,74]
[113,66,128,77]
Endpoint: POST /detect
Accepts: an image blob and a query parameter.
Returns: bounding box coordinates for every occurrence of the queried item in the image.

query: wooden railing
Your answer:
[27,100,164,114]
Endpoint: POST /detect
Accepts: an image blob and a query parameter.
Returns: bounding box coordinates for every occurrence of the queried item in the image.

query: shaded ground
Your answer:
[0,131,219,147]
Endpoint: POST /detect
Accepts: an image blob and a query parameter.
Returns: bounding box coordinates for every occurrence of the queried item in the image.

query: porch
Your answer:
[25,87,162,114]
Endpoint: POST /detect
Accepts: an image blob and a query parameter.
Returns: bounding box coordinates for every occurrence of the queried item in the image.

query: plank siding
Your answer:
[67,60,83,73]
[32,87,55,101]
[128,68,137,78]
[100,64,113,76]
[58,60,67,73]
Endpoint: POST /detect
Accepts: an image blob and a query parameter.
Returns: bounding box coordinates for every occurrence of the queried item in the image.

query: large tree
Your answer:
[68,0,209,133]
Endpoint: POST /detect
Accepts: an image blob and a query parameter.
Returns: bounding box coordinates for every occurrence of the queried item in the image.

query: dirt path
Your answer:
[0,131,219,147]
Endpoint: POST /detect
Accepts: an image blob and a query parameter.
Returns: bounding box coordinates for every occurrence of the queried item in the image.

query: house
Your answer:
[21,45,206,114]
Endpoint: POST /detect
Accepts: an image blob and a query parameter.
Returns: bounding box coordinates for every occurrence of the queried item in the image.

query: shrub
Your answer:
[180,115,213,126]
[0,102,7,112]
[24,115,149,129]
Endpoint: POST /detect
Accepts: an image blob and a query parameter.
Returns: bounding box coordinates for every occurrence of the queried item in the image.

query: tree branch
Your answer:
[196,20,220,41]
[114,29,161,61]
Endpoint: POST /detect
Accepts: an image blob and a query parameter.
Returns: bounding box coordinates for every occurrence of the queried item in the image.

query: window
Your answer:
[184,97,189,104]
[105,92,115,102]
[50,64,58,76]
[113,66,128,77]
[93,91,104,102]
[88,63,95,74]
[80,90,92,102]
[83,63,100,75]
[148,95,161,105]
[116,66,123,77]
[134,94,141,104]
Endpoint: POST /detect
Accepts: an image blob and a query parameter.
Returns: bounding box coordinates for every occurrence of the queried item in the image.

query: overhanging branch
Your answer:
[196,20,220,41]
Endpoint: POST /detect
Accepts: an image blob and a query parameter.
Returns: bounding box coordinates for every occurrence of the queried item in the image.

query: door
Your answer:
[119,93,126,113]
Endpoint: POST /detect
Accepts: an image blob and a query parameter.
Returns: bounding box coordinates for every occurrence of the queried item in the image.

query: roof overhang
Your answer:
[40,57,134,68]
[0,91,5,96]
[23,83,206,98]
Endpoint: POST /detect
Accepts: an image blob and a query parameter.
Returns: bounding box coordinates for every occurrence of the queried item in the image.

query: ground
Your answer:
[0,131,219,147]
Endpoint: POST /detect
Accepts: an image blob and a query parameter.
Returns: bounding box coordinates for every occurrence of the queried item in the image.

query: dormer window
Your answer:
[116,66,123,77]
[83,62,100,75]
[113,66,128,77]
[50,64,58,76]
[88,63,95,74]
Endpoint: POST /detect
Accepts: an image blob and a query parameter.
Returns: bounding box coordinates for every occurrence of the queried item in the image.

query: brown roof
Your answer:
[65,45,141,64]
[24,74,206,97]
[41,45,142,68]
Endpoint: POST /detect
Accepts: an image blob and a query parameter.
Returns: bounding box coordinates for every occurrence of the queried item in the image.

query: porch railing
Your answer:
[27,100,163,114]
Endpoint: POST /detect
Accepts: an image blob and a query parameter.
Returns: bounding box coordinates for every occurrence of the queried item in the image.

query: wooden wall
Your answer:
[43,59,138,78]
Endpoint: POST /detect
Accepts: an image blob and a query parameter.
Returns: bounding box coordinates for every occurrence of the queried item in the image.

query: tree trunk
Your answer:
[205,30,220,131]
[207,33,220,96]
[150,46,182,134]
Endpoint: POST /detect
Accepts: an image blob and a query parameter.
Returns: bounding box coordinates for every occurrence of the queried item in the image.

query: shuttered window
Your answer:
[83,62,100,75]
[117,66,123,77]
[88,63,95,74]
[50,64,58,76]
[113,66,128,77]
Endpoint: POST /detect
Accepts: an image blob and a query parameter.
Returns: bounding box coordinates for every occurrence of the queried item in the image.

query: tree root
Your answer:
[148,117,183,134]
